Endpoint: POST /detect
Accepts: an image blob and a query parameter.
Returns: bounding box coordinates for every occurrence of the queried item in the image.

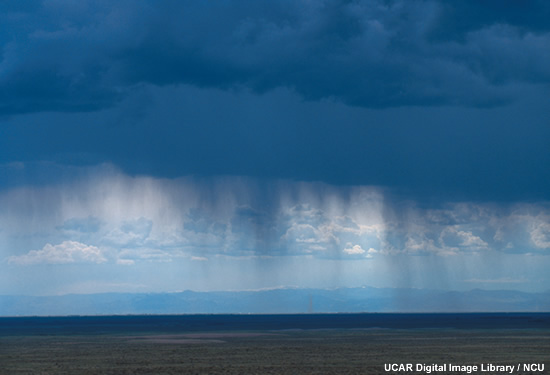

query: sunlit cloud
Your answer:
[1,166,550,267]
[1,164,549,294]
[529,217,550,249]
[343,244,365,255]
[8,241,107,265]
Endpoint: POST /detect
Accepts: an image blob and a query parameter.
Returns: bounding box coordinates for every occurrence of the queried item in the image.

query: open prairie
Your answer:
[1,328,549,375]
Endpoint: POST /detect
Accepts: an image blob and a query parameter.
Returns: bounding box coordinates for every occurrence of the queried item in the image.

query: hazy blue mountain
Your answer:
[1,287,549,316]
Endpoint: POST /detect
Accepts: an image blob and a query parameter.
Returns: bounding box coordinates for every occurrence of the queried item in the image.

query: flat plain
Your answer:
[1,328,549,375]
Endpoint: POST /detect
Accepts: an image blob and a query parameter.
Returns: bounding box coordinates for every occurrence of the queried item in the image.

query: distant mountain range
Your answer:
[1,287,549,316]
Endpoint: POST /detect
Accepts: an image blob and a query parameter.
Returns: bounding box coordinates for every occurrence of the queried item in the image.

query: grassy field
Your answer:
[1,329,549,374]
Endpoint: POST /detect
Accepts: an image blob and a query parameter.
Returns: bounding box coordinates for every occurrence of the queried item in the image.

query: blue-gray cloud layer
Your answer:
[1,0,549,114]
[2,167,549,294]
[3,167,549,264]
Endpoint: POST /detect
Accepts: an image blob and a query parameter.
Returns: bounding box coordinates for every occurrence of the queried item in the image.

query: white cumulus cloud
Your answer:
[343,244,365,255]
[530,220,550,249]
[8,241,107,265]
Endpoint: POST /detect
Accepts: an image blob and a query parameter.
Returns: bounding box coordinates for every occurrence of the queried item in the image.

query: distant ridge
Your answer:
[1,287,549,316]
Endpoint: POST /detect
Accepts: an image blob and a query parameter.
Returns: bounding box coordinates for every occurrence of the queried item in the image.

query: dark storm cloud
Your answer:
[1,0,549,114]
[427,0,550,41]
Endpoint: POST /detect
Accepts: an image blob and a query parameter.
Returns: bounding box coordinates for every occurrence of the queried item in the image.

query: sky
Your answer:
[1,0,549,297]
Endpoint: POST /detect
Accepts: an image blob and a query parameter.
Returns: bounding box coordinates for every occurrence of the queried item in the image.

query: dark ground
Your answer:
[1,328,549,375]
